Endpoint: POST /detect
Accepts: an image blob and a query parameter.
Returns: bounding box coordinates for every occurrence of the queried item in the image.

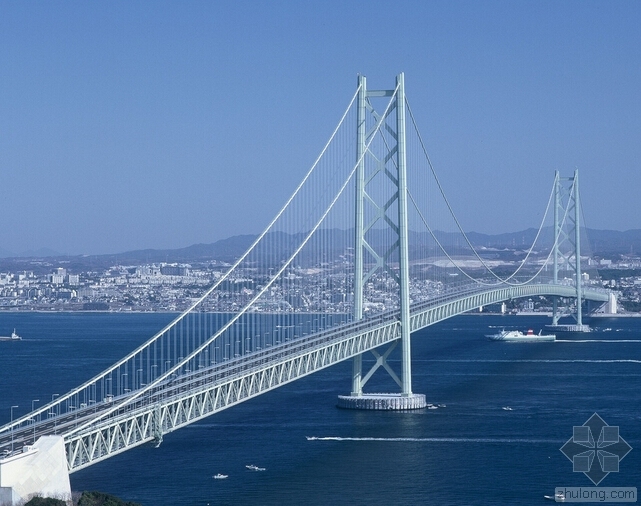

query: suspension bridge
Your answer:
[0,74,612,504]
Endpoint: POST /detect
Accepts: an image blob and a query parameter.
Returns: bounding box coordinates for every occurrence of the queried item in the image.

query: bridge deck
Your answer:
[0,282,608,471]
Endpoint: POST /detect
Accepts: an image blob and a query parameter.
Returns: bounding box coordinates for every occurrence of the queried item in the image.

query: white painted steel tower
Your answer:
[339,73,426,410]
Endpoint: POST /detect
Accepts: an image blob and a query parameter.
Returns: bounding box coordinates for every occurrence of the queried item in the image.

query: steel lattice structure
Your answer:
[0,74,612,492]
[0,281,603,471]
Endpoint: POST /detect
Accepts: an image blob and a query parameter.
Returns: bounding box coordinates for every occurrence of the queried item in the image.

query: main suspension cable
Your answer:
[405,97,563,286]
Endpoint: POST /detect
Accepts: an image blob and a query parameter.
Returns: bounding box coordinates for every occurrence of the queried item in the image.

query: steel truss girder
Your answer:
[409,284,608,331]
[65,320,401,472]
[64,282,608,472]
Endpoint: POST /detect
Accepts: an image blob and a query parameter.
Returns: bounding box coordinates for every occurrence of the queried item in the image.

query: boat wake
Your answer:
[416,358,641,364]
[305,436,555,443]
[555,339,641,343]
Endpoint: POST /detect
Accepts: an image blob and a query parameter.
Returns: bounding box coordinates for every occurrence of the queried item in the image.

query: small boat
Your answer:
[0,329,21,341]
[502,406,513,411]
[487,329,555,342]
[544,491,565,501]
[213,473,228,479]
[245,464,266,471]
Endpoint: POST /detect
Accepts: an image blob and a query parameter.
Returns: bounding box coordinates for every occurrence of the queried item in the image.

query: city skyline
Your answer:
[2,1,640,256]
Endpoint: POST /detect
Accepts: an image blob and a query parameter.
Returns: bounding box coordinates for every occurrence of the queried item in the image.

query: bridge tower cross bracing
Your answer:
[341,73,426,410]
[550,169,590,332]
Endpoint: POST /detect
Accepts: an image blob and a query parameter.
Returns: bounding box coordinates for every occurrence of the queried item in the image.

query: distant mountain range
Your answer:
[465,228,641,254]
[1,229,640,272]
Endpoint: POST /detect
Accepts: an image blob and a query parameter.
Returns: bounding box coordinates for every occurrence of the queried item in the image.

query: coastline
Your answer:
[460,311,641,318]
[1,308,639,317]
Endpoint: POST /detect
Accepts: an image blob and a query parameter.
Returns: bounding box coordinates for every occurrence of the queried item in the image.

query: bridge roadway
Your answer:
[0,282,609,471]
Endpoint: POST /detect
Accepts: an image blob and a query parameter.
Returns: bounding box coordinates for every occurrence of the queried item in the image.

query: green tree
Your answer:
[77,491,141,506]
[25,498,66,506]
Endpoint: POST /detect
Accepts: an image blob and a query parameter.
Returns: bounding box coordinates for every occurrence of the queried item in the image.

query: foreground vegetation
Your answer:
[24,491,141,506]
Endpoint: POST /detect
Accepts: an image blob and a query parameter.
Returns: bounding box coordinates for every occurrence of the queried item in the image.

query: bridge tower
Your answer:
[549,169,590,332]
[338,73,426,410]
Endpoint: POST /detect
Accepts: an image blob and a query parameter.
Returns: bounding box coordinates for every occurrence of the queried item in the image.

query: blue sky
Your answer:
[2,1,640,255]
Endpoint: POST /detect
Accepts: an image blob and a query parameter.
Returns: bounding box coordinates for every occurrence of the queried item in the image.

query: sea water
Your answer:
[1,312,639,505]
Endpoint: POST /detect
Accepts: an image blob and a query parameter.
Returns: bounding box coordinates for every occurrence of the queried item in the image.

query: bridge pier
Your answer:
[338,393,426,410]
[0,436,71,505]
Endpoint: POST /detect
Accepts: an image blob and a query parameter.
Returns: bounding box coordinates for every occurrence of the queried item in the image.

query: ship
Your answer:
[0,329,21,341]
[487,328,555,342]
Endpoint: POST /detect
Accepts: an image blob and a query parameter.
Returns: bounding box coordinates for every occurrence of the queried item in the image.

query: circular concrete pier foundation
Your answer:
[337,393,427,410]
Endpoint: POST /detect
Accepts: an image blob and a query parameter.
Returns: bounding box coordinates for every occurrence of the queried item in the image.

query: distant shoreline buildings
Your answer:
[1,255,640,314]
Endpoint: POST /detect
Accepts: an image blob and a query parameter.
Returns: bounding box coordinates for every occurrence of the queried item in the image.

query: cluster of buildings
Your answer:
[0,259,446,314]
[1,254,640,314]
[0,264,215,312]
[603,274,641,313]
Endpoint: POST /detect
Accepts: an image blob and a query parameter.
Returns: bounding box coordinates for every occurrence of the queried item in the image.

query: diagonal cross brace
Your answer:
[359,341,402,389]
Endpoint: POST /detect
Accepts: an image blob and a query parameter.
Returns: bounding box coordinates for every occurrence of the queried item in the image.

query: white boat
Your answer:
[0,329,21,341]
[213,473,228,479]
[245,464,266,471]
[544,491,565,501]
[487,329,555,342]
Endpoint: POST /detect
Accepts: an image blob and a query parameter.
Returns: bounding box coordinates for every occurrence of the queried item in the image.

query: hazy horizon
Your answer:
[2,225,641,259]
[3,2,640,256]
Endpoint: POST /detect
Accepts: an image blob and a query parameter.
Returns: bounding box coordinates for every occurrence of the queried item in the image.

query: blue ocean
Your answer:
[1,312,639,505]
